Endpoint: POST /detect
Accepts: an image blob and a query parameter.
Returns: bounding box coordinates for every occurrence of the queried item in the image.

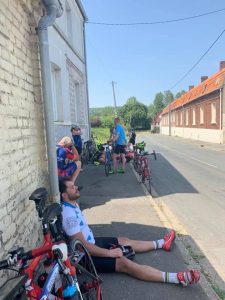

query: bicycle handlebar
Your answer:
[0,244,52,270]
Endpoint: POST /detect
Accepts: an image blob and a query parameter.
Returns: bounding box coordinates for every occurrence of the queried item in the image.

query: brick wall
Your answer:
[0,0,49,264]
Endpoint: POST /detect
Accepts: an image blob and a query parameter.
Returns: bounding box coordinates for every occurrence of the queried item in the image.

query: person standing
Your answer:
[111,117,127,174]
[71,125,83,158]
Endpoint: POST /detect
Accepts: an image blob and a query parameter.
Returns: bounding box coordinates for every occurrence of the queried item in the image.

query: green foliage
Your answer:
[148,90,174,126]
[101,115,114,128]
[175,90,186,99]
[164,90,174,106]
[119,97,150,130]
[91,127,111,144]
[90,116,101,127]
[90,106,116,129]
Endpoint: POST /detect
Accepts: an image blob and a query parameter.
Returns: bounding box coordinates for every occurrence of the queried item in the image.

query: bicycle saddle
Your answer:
[29,187,48,202]
[43,203,62,223]
[0,274,28,300]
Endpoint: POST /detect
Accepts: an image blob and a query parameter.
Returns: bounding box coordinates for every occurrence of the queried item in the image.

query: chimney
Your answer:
[220,61,225,70]
[201,76,208,82]
[189,85,194,90]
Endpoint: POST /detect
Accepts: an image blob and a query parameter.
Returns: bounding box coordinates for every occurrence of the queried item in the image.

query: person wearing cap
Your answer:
[111,117,127,174]
[56,136,81,183]
[71,125,83,158]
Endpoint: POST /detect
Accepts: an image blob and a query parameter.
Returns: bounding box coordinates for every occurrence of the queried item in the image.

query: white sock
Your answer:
[163,272,179,284]
[153,239,164,249]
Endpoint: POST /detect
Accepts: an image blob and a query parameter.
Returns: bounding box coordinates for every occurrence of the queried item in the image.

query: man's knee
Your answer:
[115,256,132,273]
[118,236,131,245]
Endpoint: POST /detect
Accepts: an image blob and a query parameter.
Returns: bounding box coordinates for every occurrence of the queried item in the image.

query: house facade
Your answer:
[0,0,89,263]
[160,62,225,144]
[49,0,90,141]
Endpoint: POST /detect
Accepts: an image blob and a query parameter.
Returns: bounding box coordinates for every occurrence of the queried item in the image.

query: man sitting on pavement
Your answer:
[59,177,200,286]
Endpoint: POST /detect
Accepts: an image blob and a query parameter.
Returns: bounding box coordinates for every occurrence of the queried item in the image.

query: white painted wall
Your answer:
[161,126,221,143]
[48,0,89,141]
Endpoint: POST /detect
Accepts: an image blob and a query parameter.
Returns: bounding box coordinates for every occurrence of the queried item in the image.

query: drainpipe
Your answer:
[38,0,63,202]
[83,21,91,140]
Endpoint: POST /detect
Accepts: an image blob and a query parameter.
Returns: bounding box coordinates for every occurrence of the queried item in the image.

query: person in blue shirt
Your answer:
[71,125,83,157]
[111,117,127,174]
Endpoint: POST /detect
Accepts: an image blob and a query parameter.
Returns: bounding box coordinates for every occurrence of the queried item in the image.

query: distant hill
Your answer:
[90,106,121,117]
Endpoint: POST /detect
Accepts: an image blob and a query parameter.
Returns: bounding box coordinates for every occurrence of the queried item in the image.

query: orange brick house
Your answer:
[160,61,225,144]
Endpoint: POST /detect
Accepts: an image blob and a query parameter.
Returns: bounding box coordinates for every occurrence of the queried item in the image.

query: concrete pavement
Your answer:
[76,163,217,300]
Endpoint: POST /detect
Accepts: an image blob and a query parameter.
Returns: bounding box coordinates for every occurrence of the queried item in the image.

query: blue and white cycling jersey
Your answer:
[61,201,95,244]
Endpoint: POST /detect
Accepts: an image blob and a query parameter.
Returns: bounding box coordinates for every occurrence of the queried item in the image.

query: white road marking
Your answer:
[145,138,218,169]
[190,157,217,168]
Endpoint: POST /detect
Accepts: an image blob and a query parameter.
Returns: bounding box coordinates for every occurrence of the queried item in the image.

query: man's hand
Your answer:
[108,247,123,258]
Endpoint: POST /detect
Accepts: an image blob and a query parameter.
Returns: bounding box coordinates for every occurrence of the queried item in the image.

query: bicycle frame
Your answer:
[0,188,103,300]
[103,143,112,176]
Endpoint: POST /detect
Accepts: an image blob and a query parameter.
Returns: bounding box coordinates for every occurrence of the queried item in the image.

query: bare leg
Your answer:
[118,237,155,252]
[116,257,164,282]
[71,160,81,183]
[113,153,118,171]
[121,153,126,170]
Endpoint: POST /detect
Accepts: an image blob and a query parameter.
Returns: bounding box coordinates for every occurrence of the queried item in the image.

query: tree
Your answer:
[175,90,186,99]
[148,104,156,121]
[120,97,150,129]
[153,92,165,114]
[163,90,174,106]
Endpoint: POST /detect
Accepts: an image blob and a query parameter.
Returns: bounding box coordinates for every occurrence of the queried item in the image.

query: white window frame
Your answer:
[192,108,196,125]
[185,109,189,126]
[211,103,216,124]
[51,64,63,122]
[200,106,204,124]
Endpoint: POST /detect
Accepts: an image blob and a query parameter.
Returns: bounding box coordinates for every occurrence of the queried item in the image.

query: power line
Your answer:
[169,29,225,90]
[85,8,225,26]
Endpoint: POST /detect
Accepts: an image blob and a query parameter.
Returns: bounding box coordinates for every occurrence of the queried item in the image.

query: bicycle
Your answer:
[102,143,113,176]
[81,139,97,165]
[0,188,103,300]
[133,143,156,194]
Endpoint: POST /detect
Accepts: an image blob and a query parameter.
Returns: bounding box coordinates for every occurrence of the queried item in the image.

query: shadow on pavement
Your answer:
[77,163,146,209]
[75,164,223,299]
[89,222,212,300]
[149,153,198,197]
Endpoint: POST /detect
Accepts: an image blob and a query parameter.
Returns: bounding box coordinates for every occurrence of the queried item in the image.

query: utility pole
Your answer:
[110,81,117,116]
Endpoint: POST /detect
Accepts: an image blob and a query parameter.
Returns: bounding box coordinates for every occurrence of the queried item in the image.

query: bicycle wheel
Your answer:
[144,167,152,195]
[81,147,89,165]
[105,152,112,176]
[105,162,110,176]
[70,240,103,300]
[133,155,138,171]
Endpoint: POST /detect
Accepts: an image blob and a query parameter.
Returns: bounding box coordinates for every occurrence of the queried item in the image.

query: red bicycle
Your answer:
[0,188,103,300]
[133,144,156,194]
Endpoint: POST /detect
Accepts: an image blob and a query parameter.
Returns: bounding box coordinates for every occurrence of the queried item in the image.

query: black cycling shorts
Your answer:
[114,145,126,155]
[91,237,119,273]
[75,146,82,155]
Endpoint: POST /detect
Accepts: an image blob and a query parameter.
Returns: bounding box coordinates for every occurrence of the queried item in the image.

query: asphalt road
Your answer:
[138,133,225,291]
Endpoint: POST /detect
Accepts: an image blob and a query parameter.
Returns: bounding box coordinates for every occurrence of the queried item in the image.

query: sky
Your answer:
[82,1,225,108]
